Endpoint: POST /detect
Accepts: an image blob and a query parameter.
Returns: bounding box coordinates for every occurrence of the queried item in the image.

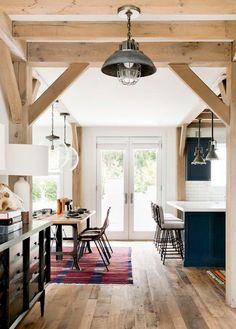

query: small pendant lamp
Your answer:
[45,101,68,172]
[60,112,79,171]
[205,111,219,161]
[191,119,206,165]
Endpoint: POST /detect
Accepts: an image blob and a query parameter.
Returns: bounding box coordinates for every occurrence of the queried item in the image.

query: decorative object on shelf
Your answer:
[0,183,23,210]
[101,5,156,86]
[45,101,69,172]
[60,112,79,170]
[191,119,206,165]
[0,123,6,170]
[205,111,219,161]
[1,144,48,212]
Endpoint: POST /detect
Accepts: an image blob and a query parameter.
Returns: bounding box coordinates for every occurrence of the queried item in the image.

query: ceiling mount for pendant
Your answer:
[117,5,140,19]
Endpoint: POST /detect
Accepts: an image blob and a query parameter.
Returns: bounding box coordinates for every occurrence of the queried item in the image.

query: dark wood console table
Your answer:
[0,220,51,329]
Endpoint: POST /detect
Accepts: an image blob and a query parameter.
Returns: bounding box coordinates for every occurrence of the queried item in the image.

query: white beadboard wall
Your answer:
[186,127,226,201]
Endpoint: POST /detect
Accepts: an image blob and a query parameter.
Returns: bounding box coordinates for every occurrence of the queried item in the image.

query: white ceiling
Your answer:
[34,66,224,127]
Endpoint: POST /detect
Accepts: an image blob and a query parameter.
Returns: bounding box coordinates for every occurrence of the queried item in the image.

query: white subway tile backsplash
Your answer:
[186,181,225,201]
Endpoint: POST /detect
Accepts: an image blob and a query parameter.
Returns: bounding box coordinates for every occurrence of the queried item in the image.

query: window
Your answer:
[210,143,226,187]
[32,175,60,211]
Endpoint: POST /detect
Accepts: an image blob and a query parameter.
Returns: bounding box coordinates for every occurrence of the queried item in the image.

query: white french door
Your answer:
[96,137,162,240]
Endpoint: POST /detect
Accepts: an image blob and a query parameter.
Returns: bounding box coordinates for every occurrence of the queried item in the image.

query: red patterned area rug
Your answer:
[207,269,225,286]
[51,247,133,284]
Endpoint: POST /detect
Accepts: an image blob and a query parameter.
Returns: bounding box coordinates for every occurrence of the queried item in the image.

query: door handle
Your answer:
[124,193,128,204]
[130,193,133,204]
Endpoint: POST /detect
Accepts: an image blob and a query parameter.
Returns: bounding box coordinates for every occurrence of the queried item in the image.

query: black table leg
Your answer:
[86,216,92,253]
[72,225,81,270]
[56,224,63,260]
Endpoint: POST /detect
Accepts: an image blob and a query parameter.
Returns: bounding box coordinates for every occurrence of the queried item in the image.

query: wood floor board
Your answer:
[17,242,236,329]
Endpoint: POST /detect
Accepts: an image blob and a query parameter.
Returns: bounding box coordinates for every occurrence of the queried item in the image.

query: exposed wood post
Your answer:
[226,63,236,307]
[176,127,186,201]
[29,63,89,125]
[71,123,82,208]
[169,64,230,125]
[9,62,33,211]
[179,124,187,157]
[0,41,22,123]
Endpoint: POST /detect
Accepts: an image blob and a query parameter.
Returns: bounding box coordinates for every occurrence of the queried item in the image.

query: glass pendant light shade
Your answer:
[64,146,79,171]
[101,6,156,85]
[191,119,206,165]
[205,111,219,161]
[48,140,69,172]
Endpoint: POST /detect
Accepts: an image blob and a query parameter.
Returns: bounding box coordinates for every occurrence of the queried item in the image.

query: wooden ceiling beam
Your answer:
[0,12,26,60]
[169,64,230,126]
[0,41,22,123]
[29,63,89,125]
[2,1,236,15]
[27,42,231,66]
[13,20,236,41]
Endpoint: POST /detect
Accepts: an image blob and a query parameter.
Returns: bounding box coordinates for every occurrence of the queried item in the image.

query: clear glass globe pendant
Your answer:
[60,112,79,171]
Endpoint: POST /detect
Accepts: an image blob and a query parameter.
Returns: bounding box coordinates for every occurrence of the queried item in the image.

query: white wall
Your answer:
[0,88,9,184]
[32,125,73,199]
[81,126,177,224]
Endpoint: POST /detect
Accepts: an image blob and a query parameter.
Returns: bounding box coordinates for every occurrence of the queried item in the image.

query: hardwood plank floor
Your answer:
[18,242,236,329]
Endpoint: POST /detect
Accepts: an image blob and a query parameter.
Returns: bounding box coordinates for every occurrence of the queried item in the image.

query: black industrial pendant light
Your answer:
[205,111,219,161]
[101,5,156,86]
[191,119,206,165]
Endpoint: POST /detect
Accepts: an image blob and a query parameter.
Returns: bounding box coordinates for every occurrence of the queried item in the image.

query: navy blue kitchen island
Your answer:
[167,201,225,267]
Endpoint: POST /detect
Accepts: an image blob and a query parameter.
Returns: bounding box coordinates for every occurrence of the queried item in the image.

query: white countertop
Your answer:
[167,201,226,212]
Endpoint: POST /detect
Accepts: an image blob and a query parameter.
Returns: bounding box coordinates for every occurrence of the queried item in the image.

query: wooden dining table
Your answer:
[48,210,96,270]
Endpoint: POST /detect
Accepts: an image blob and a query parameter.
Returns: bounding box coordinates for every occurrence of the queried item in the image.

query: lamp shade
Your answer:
[0,124,6,170]
[4,144,48,176]
[101,48,156,78]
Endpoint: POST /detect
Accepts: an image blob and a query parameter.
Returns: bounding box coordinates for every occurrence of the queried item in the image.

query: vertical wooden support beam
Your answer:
[0,41,22,123]
[176,127,186,201]
[226,63,236,307]
[9,62,33,210]
[71,123,82,208]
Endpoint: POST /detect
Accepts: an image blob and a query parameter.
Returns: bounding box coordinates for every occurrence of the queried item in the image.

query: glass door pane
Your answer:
[101,150,124,231]
[97,144,128,239]
[133,149,157,232]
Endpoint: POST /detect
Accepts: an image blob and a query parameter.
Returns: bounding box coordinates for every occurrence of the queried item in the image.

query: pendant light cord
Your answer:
[63,115,67,144]
[198,119,201,148]
[51,103,54,150]
[211,111,214,142]
[126,10,132,40]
